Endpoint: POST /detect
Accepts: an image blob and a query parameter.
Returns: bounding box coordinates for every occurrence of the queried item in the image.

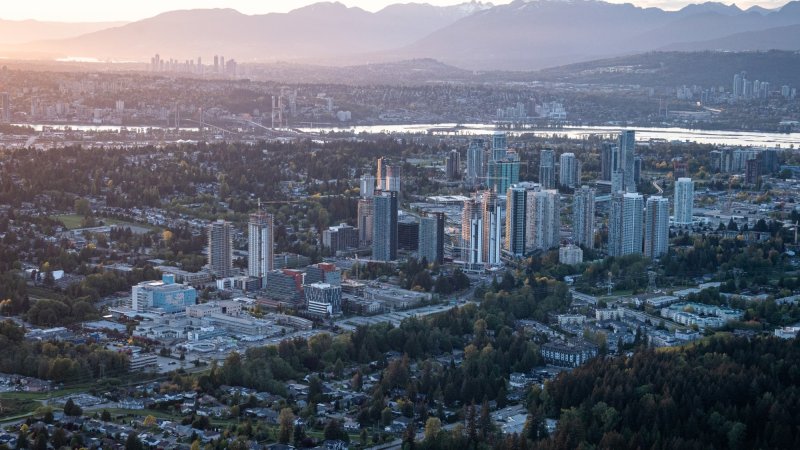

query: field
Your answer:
[51,214,155,232]
[0,397,39,420]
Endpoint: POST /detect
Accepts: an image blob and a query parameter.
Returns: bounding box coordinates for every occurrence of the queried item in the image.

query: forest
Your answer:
[0,320,129,383]
[533,335,800,450]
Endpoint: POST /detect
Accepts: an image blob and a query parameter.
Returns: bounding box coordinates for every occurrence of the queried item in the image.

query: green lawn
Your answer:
[0,385,94,401]
[0,398,40,419]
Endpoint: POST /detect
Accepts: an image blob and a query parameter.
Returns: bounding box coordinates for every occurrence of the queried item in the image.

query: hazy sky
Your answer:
[0,0,790,22]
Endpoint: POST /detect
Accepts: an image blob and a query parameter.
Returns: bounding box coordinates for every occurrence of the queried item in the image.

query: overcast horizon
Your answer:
[0,0,793,23]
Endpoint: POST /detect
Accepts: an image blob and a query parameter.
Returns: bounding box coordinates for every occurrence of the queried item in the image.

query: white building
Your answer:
[248,211,274,288]
[559,244,583,265]
[775,326,800,339]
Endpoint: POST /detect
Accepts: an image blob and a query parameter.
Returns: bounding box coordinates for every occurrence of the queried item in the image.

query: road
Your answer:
[570,288,599,305]
[652,179,664,195]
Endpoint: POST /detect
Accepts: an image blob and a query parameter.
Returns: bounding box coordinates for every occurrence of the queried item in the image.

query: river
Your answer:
[297,123,800,148]
[14,122,800,148]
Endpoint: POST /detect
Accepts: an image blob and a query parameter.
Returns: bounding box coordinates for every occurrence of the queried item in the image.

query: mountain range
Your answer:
[2,1,800,70]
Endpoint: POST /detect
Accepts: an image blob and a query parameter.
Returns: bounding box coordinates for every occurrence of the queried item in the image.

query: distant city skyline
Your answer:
[0,0,790,23]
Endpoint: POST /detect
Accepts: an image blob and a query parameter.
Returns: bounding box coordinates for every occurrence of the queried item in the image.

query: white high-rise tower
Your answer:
[248,209,274,288]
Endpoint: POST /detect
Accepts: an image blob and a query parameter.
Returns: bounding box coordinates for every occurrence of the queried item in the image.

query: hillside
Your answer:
[532,50,800,87]
[663,24,800,51]
[0,19,126,45]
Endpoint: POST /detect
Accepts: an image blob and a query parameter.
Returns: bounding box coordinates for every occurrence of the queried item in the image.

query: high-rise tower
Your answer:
[208,220,233,277]
[609,192,644,257]
[248,210,274,287]
[644,196,670,258]
[372,191,398,261]
[573,185,596,249]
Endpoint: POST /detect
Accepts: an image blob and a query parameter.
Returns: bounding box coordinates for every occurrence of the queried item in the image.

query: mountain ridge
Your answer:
[2,1,799,70]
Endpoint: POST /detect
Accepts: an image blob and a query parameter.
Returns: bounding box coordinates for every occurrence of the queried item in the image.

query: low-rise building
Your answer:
[540,340,598,368]
[660,302,744,329]
[129,353,157,372]
[775,326,800,339]
[558,244,583,265]
[305,282,343,317]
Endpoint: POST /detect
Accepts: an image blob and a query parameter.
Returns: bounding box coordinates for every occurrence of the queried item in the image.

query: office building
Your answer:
[673,178,694,226]
[248,211,274,288]
[446,150,461,180]
[466,138,486,187]
[644,196,669,258]
[208,220,233,277]
[419,212,445,265]
[372,191,398,261]
[573,185,596,249]
[487,151,520,195]
[132,274,197,314]
[505,182,539,257]
[360,175,375,198]
[529,189,561,251]
[609,192,644,257]
[304,262,341,286]
[265,269,305,307]
[482,190,502,266]
[305,282,342,317]
[618,131,636,192]
[559,152,581,188]
[357,198,373,247]
[323,223,358,254]
[539,149,556,189]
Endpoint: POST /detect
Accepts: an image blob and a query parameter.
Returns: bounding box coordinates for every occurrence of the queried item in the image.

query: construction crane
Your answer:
[723,177,735,215]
